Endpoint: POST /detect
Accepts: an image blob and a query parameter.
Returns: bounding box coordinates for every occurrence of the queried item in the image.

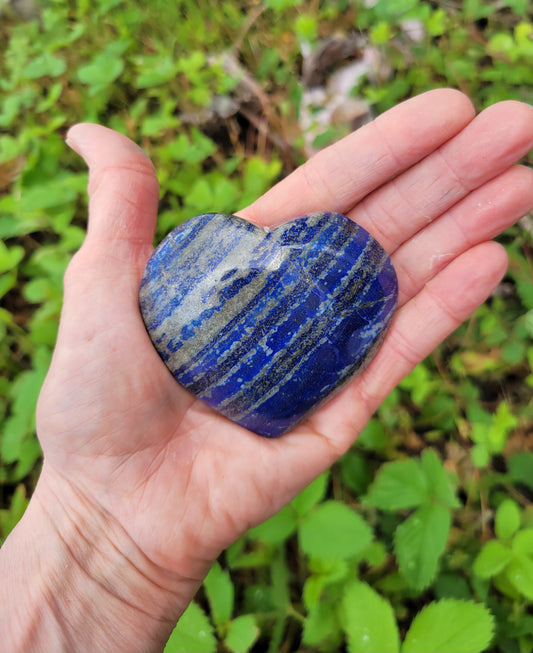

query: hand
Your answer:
[4,89,533,652]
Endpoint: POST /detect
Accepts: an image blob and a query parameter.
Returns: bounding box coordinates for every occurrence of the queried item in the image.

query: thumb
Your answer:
[66,123,159,269]
[54,125,160,345]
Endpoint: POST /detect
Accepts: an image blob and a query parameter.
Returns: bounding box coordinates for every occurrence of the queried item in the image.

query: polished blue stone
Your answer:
[139,212,397,437]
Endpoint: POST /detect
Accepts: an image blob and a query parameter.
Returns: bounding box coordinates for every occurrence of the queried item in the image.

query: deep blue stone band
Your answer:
[139,211,398,437]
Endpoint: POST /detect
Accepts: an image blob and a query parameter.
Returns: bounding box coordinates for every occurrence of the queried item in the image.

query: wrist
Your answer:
[0,463,201,653]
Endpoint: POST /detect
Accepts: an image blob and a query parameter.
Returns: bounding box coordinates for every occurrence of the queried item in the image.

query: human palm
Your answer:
[36,90,533,585]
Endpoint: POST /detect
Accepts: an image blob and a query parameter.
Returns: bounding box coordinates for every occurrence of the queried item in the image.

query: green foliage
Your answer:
[340,580,400,653]
[474,500,533,603]
[2,0,533,651]
[402,600,494,653]
[365,450,459,590]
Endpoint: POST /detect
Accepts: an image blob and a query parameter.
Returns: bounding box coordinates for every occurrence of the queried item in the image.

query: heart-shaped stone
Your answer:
[139,211,397,437]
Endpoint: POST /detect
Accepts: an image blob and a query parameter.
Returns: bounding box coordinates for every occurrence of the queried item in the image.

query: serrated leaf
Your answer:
[505,553,533,600]
[420,449,460,509]
[164,602,216,653]
[473,540,512,579]
[364,459,429,510]
[224,615,259,653]
[291,471,329,516]
[340,581,399,653]
[395,504,450,591]
[402,600,494,653]
[203,561,234,627]
[299,501,373,560]
[495,499,521,540]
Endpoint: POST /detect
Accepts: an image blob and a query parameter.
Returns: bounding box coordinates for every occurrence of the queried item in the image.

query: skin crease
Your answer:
[1,89,533,652]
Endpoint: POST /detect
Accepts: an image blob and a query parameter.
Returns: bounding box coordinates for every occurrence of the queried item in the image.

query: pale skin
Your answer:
[1,89,533,652]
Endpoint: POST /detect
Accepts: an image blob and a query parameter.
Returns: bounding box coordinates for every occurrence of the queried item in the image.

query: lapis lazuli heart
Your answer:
[139,211,398,437]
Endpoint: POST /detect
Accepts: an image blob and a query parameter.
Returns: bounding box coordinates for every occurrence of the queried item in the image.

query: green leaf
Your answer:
[135,55,178,88]
[77,41,130,94]
[340,451,372,495]
[303,598,343,648]
[248,505,297,544]
[203,561,234,627]
[0,241,24,274]
[495,499,521,540]
[224,615,259,653]
[512,528,533,555]
[402,600,494,653]
[164,602,216,653]
[291,471,329,516]
[364,459,429,511]
[356,417,388,451]
[22,52,66,79]
[0,484,29,541]
[505,554,533,601]
[473,540,512,579]
[508,452,533,490]
[340,581,400,653]
[299,501,373,560]
[420,449,460,509]
[395,504,450,591]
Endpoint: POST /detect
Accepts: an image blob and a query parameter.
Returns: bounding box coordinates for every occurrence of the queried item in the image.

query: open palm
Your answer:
[36,89,533,592]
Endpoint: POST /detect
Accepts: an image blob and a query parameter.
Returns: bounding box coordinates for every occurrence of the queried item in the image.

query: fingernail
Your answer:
[65,125,86,160]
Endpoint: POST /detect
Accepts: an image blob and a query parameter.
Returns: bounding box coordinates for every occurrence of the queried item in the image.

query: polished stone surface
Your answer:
[139,212,398,437]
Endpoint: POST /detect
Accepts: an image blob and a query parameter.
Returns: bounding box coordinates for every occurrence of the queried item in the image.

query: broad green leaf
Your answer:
[364,459,429,510]
[512,528,533,555]
[508,452,533,490]
[299,501,373,560]
[77,41,130,94]
[136,56,179,88]
[395,504,450,591]
[22,53,66,79]
[2,367,47,463]
[340,581,400,653]
[291,471,329,516]
[505,554,533,600]
[420,449,460,509]
[488,402,518,453]
[224,615,259,653]
[77,56,124,93]
[495,499,521,540]
[473,540,512,578]
[248,505,297,544]
[403,600,494,653]
[303,597,343,648]
[164,602,216,653]
[0,241,24,274]
[340,451,373,495]
[203,561,234,627]
[356,418,388,451]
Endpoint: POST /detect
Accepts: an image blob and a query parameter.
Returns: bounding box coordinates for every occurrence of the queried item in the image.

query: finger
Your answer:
[56,125,161,353]
[239,89,475,224]
[393,165,533,305]
[307,241,508,446]
[66,123,159,269]
[351,101,533,252]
